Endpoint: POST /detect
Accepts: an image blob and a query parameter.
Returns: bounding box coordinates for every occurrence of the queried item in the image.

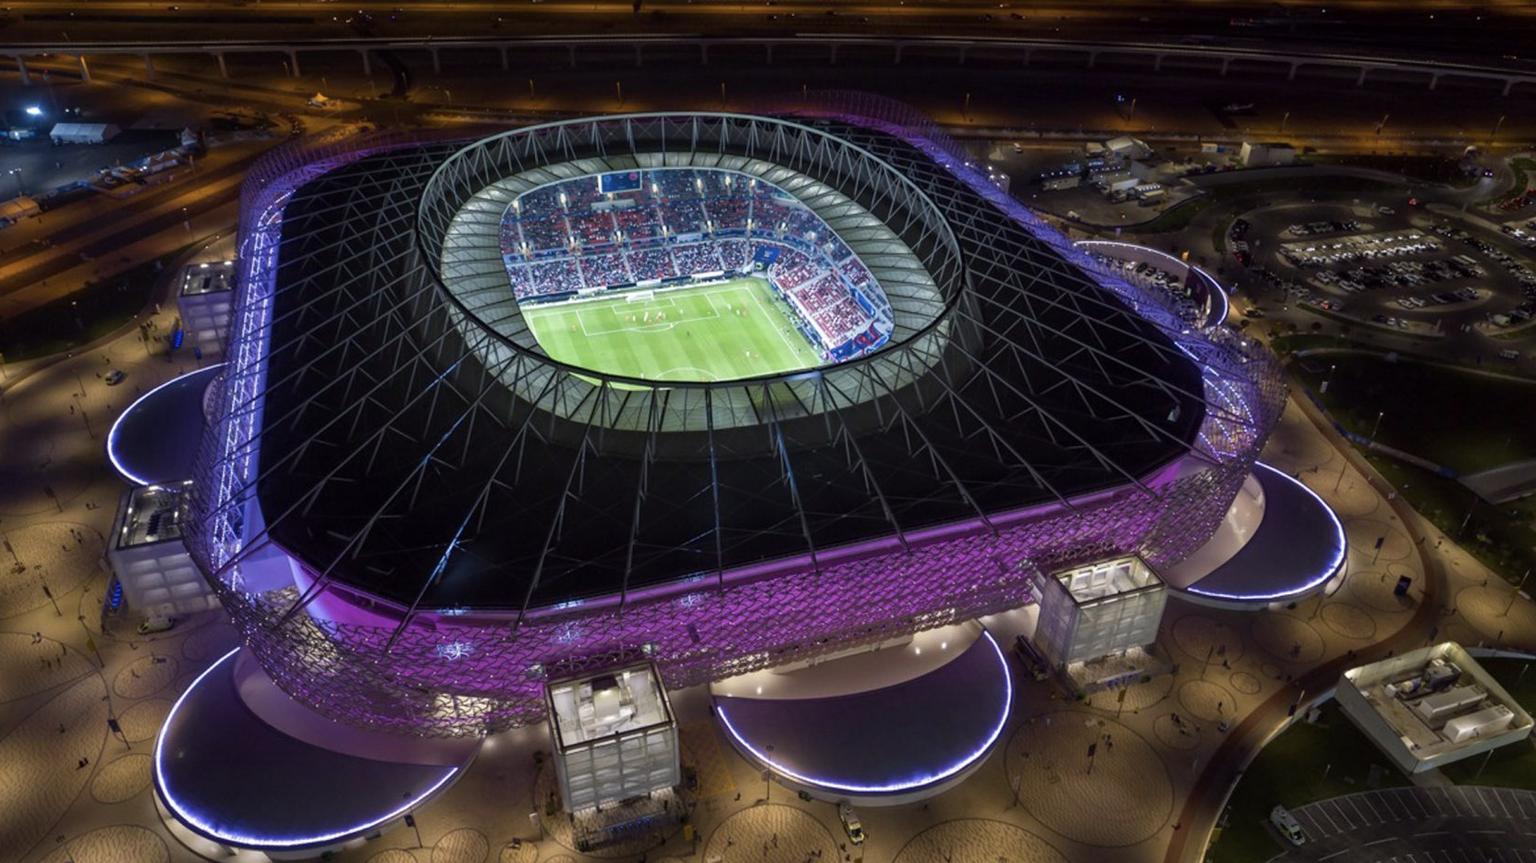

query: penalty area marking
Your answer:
[654,366,721,382]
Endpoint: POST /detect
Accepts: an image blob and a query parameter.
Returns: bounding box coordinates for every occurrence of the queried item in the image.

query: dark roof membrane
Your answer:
[255,121,1206,612]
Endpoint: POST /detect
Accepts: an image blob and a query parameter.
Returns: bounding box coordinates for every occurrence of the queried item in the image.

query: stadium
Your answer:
[148,97,1307,853]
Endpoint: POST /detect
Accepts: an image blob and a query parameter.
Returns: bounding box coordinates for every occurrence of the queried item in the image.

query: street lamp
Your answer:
[7,168,23,197]
[24,105,42,117]
[1371,410,1385,439]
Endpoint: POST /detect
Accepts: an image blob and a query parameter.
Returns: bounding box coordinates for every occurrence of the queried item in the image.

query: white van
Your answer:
[839,803,865,845]
[1270,806,1306,846]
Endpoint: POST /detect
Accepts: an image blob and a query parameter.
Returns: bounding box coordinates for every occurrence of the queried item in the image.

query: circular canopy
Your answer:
[107,364,221,486]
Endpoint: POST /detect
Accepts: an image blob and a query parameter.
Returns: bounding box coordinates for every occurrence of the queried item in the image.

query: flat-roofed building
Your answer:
[106,482,219,618]
[545,662,680,812]
[1338,642,1533,774]
[1032,555,1167,668]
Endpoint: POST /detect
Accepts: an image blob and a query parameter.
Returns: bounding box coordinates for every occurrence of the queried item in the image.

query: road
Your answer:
[2,0,1535,63]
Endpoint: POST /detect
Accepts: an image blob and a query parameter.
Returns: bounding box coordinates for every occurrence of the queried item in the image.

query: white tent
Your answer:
[49,123,121,144]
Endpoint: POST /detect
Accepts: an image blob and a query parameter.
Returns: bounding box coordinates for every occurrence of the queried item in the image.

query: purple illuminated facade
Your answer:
[184,101,1285,737]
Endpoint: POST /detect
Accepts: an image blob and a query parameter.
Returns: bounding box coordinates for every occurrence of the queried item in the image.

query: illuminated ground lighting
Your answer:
[714,631,1013,795]
[106,363,224,486]
[1182,461,1348,604]
[153,648,460,850]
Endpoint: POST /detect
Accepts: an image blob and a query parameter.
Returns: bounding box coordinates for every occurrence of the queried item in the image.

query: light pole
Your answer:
[1492,114,1506,143]
[7,168,23,197]
[1371,410,1385,440]
[1503,569,1530,617]
[1280,111,1290,134]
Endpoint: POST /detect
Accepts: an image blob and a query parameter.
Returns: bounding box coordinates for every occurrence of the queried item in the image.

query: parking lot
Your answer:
[1269,786,1536,863]
[1233,202,1536,344]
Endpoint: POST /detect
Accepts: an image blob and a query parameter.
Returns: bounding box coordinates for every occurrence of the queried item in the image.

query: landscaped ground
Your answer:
[1285,352,1536,584]
[522,277,823,384]
[1292,354,1536,474]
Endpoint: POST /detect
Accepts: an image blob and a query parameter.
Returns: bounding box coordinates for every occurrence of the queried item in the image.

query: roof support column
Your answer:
[1357,66,1369,87]
[359,48,371,76]
[431,48,441,75]
[1288,61,1300,80]
[1220,57,1231,76]
[214,51,228,79]
[77,54,91,83]
[287,51,301,77]
[1153,54,1163,72]
[500,47,509,71]
[16,55,31,86]
[143,53,155,81]
[1427,73,1440,90]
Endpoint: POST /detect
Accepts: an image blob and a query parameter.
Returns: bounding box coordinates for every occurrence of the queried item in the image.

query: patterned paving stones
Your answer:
[1152,713,1202,751]
[367,850,420,863]
[1169,615,1246,665]
[1178,679,1236,723]
[1454,584,1536,642]
[498,843,538,863]
[1320,601,1378,640]
[114,697,171,743]
[0,522,102,617]
[431,827,489,863]
[1252,611,1326,663]
[702,805,839,863]
[1347,570,1415,613]
[34,824,169,863]
[111,654,177,699]
[1229,672,1261,695]
[0,674,108,863]
[89,753,152,804]
[1345,519,1412,563]
[0,633,93,702]
[1009,711,1173,846]
[892,820,1070,863]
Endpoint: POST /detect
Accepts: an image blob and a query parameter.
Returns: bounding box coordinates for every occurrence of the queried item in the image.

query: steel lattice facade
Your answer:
[184,103,1285,737]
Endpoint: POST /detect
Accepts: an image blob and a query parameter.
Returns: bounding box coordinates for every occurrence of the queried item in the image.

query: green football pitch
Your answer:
[521,277,824,384]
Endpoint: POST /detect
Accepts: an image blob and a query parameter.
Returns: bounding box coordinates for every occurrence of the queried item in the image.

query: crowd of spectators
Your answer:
[626,247,676,282]
[497,169,884,344]
[670,243,725,275]
[578,252,632,288]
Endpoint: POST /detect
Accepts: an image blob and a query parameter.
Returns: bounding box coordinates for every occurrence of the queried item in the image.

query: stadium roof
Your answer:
[236,114,1224,616]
